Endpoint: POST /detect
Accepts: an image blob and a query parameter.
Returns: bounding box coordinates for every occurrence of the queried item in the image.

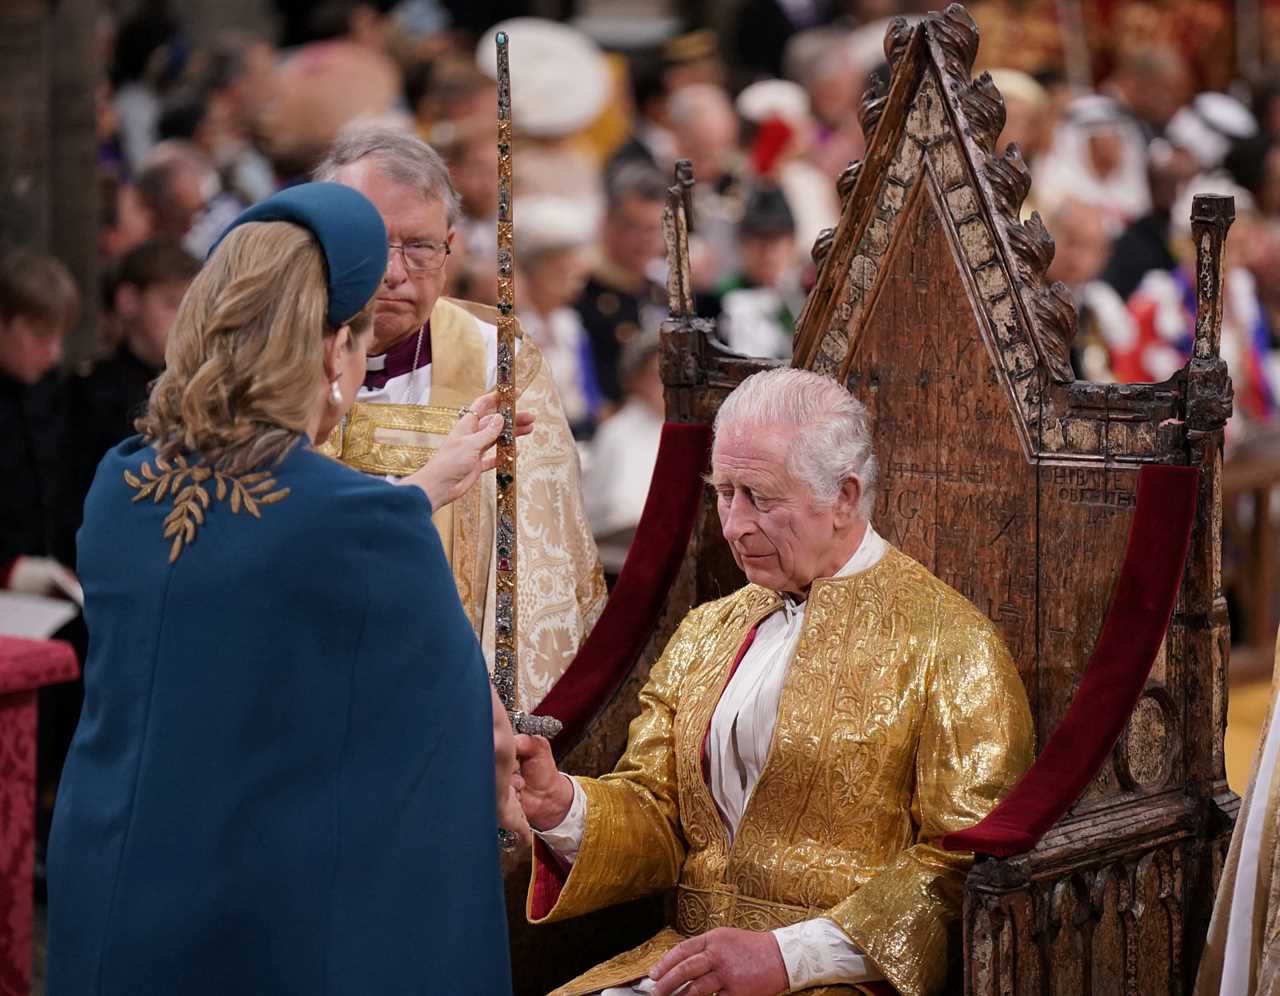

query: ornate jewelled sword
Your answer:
[493,29,561,744]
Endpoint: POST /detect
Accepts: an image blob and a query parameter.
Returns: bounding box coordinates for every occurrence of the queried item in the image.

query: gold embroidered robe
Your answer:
[320,297,606,708]
[527,546,1034,996]
[1195,641,1280,995]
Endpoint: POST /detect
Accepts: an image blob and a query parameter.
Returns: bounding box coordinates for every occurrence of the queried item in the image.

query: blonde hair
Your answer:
[138,221,376,476]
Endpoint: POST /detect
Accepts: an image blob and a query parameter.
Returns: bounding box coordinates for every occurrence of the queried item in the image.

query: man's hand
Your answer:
[649,928,790,996]
[514,733,574,831]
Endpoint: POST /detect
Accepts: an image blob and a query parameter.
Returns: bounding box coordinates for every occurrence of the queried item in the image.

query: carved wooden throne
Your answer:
[509,6,1237,993]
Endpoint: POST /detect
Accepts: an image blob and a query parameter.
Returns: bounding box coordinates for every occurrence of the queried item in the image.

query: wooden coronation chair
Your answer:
[507,7,1236,993]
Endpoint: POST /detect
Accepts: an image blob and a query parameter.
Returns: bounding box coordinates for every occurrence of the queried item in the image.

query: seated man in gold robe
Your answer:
[516,368,1035,996]
[315,125,605,709]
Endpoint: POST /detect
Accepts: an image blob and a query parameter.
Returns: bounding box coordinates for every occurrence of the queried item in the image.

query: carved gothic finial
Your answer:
[884,17,915,69]
[812,227,836,267]
[1186,193,1237,438]
[929,4,980,82]
[1004,212,1054,282]
[837,161,862,204]
[984,143,1032,220]
[675,158,695,235]
[960,73,1005,156]
[859,76,889,142]
[1030,282,1077,383]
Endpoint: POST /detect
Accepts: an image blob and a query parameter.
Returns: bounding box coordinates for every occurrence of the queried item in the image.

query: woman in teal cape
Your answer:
[47,183,519,995]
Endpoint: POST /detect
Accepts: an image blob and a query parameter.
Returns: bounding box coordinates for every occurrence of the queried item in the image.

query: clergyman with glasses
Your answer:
[314,125,605,712]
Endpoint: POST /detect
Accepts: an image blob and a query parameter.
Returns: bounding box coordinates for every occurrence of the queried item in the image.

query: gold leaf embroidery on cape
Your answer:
[123,454,291,563]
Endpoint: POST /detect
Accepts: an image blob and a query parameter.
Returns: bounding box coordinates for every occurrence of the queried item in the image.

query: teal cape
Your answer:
[48,437,511,995]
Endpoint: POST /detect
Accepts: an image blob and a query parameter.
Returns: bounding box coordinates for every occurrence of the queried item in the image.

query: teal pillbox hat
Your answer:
[210,182,388,327]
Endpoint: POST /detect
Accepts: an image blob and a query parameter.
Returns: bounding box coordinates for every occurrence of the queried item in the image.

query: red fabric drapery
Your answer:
[942,463,1200,858]
[0,636,79,996]
[535,422,712,756]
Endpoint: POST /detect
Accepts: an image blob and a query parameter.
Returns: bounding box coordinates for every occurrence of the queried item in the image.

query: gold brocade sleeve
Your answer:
[829,618,1034,996]
[527,607,713,924]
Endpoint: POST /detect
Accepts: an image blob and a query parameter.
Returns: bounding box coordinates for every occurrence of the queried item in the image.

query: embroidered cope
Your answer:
[527,544,1034,996]
[318,297,605,709]
[539,528,890,992]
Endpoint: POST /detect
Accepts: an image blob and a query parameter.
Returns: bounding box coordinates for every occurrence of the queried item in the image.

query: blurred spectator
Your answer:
[517,197,603,438]
[988,69,1050,171]
[159,35,278,204]
[736,79,839,266]
[1166,92,1260,177]
[1096,92,1258,303]
[1097,181,1278,443]
[273,0,398,50]
[787,26,876,181]
[583,331,665,577]
[0,248,80,586]
[669,83,746,288]
[607,56,677,179]
[1103,46,1194,141]
[442,122,499,299]
[732,0,832,83]
[662,29,729,93]
[135,140,242,258]
[258,40,404,183]
[575,163,669,405]
[410,56,497,146]
[705,186,806,360]
[98,171,155,263]
[110,0,187,173]
[1036,95,1152,229]
[68,237,198,512]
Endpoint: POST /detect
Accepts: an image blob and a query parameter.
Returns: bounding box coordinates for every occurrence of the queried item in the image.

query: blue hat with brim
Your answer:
[209,182,387,327]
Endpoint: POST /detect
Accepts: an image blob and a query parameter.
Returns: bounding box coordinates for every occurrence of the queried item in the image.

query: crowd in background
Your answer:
[9,0,1280,589]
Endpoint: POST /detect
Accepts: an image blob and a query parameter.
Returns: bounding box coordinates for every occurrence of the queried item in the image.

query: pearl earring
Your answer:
[329,379,343,407]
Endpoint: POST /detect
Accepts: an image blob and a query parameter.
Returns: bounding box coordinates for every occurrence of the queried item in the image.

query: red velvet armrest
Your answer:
[942,464,1199,857]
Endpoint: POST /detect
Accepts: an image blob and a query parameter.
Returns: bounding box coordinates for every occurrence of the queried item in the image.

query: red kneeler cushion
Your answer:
[942,463,1200,857]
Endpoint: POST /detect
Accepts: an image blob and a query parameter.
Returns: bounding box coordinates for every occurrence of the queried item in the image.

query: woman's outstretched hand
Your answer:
[399,391,534,510]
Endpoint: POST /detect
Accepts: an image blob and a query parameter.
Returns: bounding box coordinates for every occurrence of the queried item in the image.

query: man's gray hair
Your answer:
[714,368,878,518]
[314,123,462,227]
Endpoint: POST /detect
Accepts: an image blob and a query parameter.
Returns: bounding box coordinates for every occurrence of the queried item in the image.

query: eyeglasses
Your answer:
[388,239,451,272]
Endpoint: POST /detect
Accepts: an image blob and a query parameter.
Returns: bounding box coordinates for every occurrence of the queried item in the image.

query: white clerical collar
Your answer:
[833,524,888,579]
[365,353,387,372]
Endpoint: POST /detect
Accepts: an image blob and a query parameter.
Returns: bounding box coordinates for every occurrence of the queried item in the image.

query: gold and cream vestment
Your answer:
[527,545,1034,996]
[1196,639,1280,995]
[319,297,605,709]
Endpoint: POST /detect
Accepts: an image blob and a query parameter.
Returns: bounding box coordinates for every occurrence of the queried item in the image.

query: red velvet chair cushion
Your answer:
[941,463,1200,858]
[535,422,712,755]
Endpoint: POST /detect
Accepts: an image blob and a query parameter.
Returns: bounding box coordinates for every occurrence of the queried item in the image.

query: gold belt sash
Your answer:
[675,883,820,935]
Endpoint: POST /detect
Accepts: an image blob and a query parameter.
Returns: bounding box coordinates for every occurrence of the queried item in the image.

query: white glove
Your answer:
[8,556,84,604]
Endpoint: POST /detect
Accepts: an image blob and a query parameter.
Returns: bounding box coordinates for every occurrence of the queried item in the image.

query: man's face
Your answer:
[0,315,64,385]
[332,157,453,354]
[121,278,190,367]
[603,195,665,279]
[740,233,795,289]
[710,422,848,598]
